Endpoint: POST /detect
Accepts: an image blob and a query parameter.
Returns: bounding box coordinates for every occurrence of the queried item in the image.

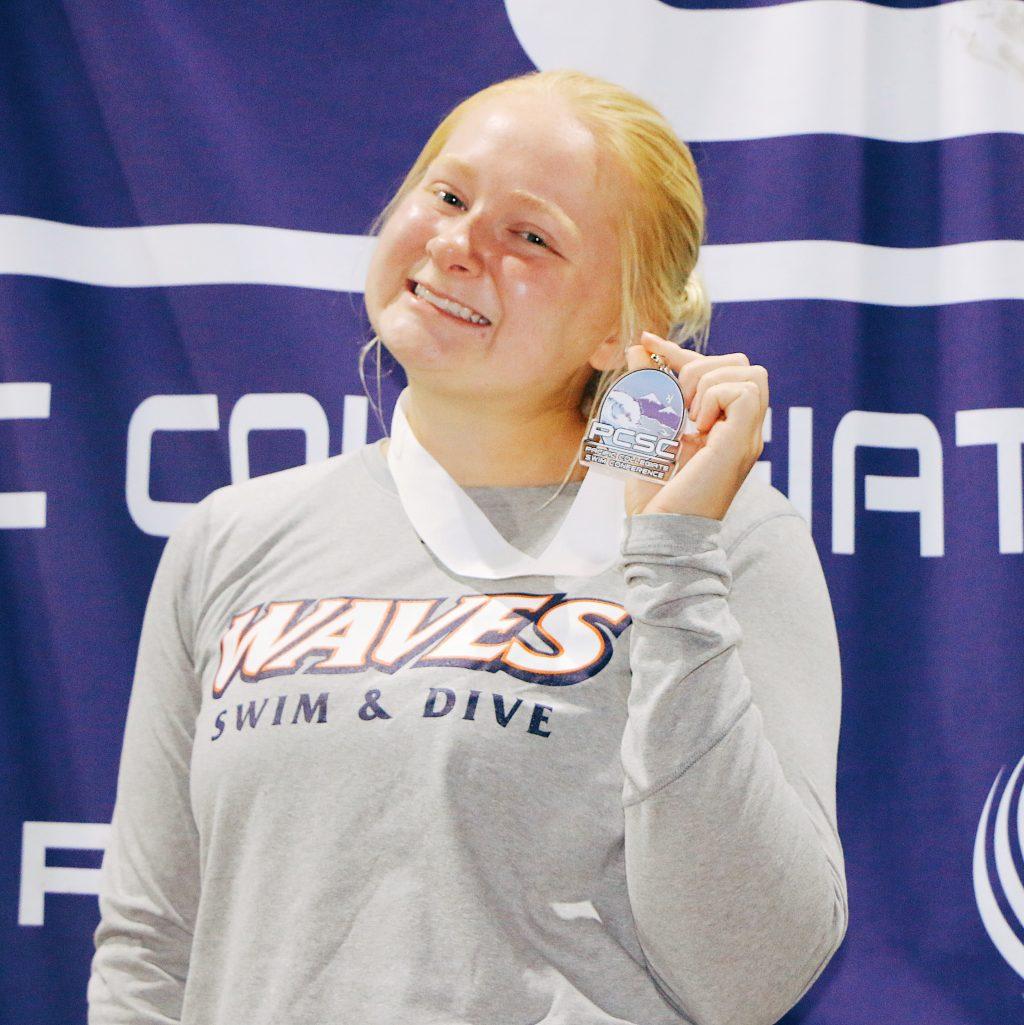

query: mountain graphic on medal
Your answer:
[603,370,684,435]
[580,367,687,485]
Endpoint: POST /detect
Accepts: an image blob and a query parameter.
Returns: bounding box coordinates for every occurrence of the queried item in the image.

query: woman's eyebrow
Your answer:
[431,155,581,243]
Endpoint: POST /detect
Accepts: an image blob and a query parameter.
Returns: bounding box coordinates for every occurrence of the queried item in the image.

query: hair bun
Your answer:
[667,269,711,352]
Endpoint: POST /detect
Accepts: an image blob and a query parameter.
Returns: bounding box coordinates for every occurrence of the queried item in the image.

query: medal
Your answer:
[579,352,687,485]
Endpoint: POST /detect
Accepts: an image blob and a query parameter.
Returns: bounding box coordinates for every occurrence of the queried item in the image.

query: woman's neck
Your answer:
[386,387,590,487]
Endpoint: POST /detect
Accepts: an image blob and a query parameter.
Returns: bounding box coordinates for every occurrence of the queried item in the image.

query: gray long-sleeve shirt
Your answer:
[88,437,847,1025]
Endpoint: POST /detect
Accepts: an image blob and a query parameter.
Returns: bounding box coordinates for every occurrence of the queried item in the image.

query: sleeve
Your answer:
[618,508,848,1025]
[87,493,216,1025]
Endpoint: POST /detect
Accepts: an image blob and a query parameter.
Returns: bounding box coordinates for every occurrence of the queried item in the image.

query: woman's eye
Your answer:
[436,189,466,209]
[519,230,549,249]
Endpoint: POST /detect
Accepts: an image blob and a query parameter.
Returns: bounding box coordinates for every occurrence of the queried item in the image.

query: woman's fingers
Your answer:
[637,331,703,374]
[635,331,757,416]
[692,380,765,457]
[624,335,688,372]
[690,363,769,421]
[624,343,656,373]
[625,333,702,377]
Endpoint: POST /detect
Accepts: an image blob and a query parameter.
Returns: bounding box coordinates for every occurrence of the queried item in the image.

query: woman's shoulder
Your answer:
[177,445,385,554]
[718,471,813,560]
[211,447,363,511]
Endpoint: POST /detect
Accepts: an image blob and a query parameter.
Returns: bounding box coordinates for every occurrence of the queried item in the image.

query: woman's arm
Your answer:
[88,495,214,1024]
[619,506,848,1025]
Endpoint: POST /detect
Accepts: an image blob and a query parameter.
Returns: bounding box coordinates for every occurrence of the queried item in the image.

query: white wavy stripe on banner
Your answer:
[0,215,371,293]
[994,755,1024,926]
[697,239,1024,305]
[2,216,1023,306]
[504,0,1024,142]
[973,757,1024,980]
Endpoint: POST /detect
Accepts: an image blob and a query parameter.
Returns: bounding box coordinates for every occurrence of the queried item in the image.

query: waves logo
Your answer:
[974,752,1024,978]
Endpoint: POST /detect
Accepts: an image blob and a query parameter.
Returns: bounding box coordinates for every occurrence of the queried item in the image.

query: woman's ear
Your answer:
[587,331,625,372]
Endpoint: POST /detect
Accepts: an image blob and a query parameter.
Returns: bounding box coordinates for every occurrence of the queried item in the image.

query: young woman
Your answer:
[89,70,847,1025]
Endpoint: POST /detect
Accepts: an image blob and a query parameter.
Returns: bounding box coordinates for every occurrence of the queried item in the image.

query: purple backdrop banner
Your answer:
[2,2,1023,1022]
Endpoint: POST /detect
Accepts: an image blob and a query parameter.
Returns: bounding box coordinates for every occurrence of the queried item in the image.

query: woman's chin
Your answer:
[379,336,464,382]
[378,311,476,367]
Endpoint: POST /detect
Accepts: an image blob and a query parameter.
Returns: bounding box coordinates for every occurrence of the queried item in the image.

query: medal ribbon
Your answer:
[386,387,627,579]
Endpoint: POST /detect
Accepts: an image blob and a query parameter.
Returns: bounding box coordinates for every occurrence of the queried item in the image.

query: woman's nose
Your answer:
[425,219,483,275]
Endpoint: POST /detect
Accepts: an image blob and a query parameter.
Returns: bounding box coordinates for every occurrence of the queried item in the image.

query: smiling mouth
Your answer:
[407,281,491,326]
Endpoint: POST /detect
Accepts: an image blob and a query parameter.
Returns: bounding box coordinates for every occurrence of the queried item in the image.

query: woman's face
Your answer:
[364,90,626,407]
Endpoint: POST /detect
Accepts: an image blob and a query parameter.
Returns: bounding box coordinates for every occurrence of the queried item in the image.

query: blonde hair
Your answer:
[358,69,711,495]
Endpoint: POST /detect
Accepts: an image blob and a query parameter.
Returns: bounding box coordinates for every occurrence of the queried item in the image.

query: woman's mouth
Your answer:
[407,281,491,326]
